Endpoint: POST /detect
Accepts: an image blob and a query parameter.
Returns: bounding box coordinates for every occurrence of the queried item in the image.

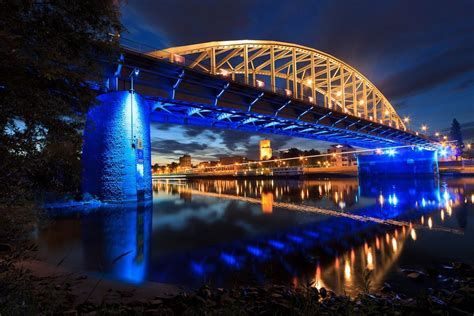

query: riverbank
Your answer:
[1,204,473,315]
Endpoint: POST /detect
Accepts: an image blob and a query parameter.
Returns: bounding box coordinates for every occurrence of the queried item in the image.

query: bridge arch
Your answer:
[148,40,405,130]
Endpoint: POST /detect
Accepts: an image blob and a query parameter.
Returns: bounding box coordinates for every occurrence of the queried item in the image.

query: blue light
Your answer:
[287,234,303,243]
[134,68,140,76]
[443,190,449,201]
[439,148,448,157]
[220,253,239,267]
[385,148,397,156]
[268,240,285,249]
[191,261,205,275]
[246,246,263,257]
[388,194,398,206]
[421,198,426,207]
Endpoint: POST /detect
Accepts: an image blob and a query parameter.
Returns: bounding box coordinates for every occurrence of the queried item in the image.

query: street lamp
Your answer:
[421,125,427,132]
[129,68,140,148]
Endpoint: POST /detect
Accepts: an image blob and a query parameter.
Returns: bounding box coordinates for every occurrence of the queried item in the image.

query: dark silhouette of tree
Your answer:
[0,1,122,202]
[449,119,464,159]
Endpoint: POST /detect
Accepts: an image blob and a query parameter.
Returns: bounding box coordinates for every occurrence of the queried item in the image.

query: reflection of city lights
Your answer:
[344,260,351,280]
[421,216,425,224]
[375,237,380,250]
[471,194,474,204]
[335,257,340,269]
[379,194,384,206]
[441,209,445,221]
[410,228,417,241]
[391,237,398,251]
[428,217,433,229]
[351,249,355,263]
[367,251,374,270]
[314,265,324,290]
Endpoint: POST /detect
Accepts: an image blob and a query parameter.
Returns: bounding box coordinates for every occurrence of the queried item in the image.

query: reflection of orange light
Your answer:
[261,192,273,214]
[391,237,398,252]
[385,233,390,244]
[314,265,324,290]
[428,217,433,229]
[421,216,424,224]
[351,249,355,263]
[441,209,445,221]
[410,228,417,241]
[335,257,340,269]
[367,250,374,270]
[344,260,351,280]
[375,237,380,250]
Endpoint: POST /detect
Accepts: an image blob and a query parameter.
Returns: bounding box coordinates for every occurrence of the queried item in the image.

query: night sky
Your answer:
[121,0,474,164]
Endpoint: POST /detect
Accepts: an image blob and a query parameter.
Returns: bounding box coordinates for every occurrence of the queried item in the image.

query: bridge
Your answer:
[81,40,439,202]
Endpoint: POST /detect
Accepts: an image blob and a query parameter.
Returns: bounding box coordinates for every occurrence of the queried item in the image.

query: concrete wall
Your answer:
[82,91,152,202]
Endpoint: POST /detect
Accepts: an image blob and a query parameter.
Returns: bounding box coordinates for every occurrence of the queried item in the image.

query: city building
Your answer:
[179,154,192,169]
[327,144,357,167]
[219,155,246,165]
[260,139,272,160]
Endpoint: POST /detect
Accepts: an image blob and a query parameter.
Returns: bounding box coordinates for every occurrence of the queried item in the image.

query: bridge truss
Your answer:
[148,40,406,130]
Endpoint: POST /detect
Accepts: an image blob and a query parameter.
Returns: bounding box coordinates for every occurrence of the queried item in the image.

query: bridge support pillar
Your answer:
[357,148,438,178]
[82,91,152,202]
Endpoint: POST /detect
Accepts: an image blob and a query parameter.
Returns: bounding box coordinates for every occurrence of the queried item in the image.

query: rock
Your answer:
[319,287,327,298]
[0,243,12,252]
[150,299,163,306]
[380,282,392,293]
[406,272,424,282]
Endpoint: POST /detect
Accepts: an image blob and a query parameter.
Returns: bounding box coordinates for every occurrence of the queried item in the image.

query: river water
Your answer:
[37,177,474,295]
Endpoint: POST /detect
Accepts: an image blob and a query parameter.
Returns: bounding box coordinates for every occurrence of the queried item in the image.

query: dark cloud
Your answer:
[151,139,208,155]
[379,42,474,101]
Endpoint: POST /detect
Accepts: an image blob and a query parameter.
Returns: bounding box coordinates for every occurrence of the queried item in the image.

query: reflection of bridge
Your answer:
[82,40,438,202]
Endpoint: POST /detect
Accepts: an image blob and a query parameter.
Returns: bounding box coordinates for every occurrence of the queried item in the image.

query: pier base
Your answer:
[82,91,152,202]
[357,148,438,178]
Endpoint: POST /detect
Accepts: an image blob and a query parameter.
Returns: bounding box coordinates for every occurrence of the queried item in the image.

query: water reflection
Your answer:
[37,177,473,295]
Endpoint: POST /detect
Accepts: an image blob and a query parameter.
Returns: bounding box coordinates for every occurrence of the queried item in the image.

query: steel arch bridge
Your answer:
[148,40,406,130]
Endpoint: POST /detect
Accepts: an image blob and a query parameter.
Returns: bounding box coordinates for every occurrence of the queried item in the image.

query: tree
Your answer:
[450,119,464,159]
[0,1,122,202]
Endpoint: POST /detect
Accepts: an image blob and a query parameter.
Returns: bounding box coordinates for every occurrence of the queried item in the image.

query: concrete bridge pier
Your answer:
[357,148,438,178]
[82,91,152,202]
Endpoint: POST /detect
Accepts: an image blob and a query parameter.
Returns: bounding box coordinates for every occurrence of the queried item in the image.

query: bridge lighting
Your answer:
[256,79,265,88]
[439,148,448,157]
[384,110,389,116]
[308,96,314,103]
[385,148,397,156]
[306,78,313,85]
[403,117,410,123]
[336,90,342,97]
[421,125,427,132]
[435,132,440,137]
[369,115,373,120]
[415,131,419,136]
[284,89,292,96]
[358,99,365,105]
[219,69,229,76]
[443,135,448,140]
[172,54,185,64]
[375,148,383,154]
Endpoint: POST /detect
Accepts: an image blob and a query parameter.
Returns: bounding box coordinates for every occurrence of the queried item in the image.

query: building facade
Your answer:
[179,154,192,169]
[327,144,357,167]
[260,139,272,160]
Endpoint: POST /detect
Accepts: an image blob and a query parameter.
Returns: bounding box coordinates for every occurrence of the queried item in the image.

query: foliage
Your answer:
[449,118,464,158]
[0,0,122,203]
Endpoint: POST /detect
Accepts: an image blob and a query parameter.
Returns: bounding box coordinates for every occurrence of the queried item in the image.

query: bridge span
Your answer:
[81,40,439,202]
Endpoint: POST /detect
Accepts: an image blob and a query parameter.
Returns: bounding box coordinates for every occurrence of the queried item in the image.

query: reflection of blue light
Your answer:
[443,190,449,201]
[304,231,319,238]
[191,261,205,275]
[268,240,285,249]
[287,234,303,243]
[388,194,398,206]
[385,149,397,156]
[422,198,426,207]
[246,246,263,257]
[220,253,239,267]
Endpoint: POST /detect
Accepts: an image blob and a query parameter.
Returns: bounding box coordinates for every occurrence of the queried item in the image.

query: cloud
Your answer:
[151,139,208,155]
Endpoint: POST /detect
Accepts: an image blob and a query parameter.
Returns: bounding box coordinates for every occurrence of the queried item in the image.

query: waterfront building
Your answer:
[327,145,357,167]
[219,155,246,165]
